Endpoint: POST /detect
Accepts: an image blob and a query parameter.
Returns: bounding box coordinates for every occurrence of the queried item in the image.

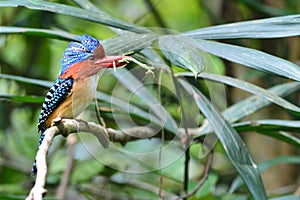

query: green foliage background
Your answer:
[0,0,299,199]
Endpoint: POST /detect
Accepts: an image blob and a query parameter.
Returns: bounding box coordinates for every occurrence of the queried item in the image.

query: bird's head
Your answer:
[60,35,129,79]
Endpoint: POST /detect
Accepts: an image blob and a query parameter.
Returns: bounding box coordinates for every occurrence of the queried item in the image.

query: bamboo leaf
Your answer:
[234,120,300,133]
[0,0,148,33]
[179,72,300,114]
[234,120,300,148]
[0,94,43,103]
[258,155,300,172]
[222,82,300,122]
[185,15,300,39]
[0,26,77,40]
[229,155,300,194]
[197,82,300,136]
[179,79,267,200]
[0,73,52,87]
[192,39,300,82]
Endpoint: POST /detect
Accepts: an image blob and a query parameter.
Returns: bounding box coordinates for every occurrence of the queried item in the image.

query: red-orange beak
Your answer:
[94,55,131,68]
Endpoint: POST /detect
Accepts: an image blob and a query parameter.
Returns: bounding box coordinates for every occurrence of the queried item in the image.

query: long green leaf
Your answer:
[179,79,267,200]
[222,82,300,123]
[234,120,300,148]
[197,82,300,137]
[0,0,149,33]
[0,94,43,103]
[192,39,300,82]
[179,72,300,114]
[0,26,77,40]
[0,74,52,87]
[258,155,300,172]
[234,120,300,133]
[229,155,300,194]
[185,14,300,39]
[257,131,300,148]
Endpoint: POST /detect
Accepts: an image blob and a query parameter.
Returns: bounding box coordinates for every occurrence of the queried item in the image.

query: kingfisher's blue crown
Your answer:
[60,35,100,75]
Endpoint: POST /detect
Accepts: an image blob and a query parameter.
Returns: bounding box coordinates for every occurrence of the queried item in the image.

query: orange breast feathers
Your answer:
[45,76,98,128]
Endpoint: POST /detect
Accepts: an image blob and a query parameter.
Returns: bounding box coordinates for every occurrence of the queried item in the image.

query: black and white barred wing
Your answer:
[37,77,73,132]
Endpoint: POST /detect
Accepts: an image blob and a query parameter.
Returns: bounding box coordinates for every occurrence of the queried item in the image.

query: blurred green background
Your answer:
[0,0,300,199]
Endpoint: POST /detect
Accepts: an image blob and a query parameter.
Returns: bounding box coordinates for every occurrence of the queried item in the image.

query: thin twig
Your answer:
[169,67,191,198]
[94,98,107,128]
[183,148,190,199]
[177,151,214,200]
[157,68,164,200]
[55,134,77,199]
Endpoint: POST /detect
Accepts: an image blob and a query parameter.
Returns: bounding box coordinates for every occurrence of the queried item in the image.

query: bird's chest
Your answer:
[45,76,98,128]
[71,76,98,117]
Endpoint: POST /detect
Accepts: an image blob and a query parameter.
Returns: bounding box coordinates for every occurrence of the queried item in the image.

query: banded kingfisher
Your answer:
[32,35,129,175]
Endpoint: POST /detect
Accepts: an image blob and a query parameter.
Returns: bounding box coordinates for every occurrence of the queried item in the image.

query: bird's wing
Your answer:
[38,77,73,132]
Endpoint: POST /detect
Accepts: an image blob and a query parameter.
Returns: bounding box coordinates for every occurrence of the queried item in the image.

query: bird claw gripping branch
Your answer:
[31,34,150,175]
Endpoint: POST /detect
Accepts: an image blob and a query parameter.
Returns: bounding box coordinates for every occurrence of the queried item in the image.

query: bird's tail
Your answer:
[31,132,45,175]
